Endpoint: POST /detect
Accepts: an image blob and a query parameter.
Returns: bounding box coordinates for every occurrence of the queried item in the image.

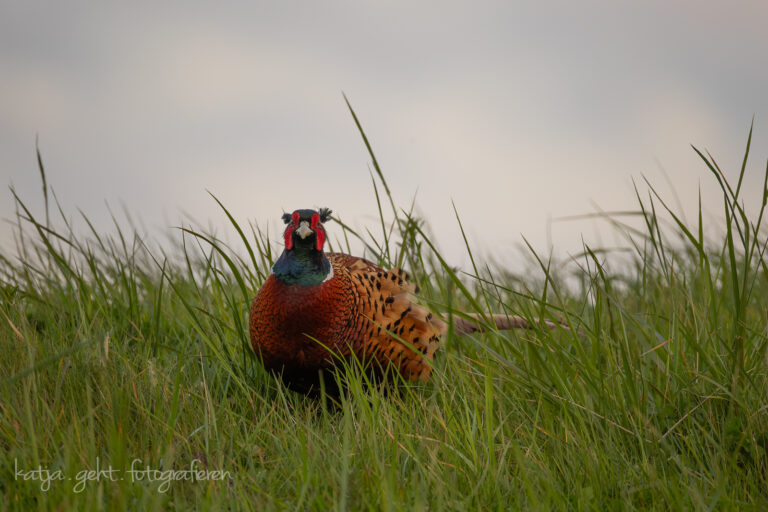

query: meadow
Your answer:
[1,114,767,510]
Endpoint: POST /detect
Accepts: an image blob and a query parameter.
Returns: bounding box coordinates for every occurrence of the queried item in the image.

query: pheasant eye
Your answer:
[310,213,320,228]
[291,211,300,225]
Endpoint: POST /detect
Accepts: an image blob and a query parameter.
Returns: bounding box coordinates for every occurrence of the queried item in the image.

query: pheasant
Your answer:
[249,208,554,394]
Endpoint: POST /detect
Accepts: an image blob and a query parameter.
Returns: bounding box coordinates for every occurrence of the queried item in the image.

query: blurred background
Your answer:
[2,1,767,271]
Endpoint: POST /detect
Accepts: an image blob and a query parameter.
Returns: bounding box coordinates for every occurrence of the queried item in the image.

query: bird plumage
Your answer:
[251,251,445,392]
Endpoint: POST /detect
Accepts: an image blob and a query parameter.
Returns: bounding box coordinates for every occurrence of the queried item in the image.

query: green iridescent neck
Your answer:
[272,245,331,286]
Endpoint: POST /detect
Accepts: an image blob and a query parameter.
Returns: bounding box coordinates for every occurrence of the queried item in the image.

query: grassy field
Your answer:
[1,117,767,510]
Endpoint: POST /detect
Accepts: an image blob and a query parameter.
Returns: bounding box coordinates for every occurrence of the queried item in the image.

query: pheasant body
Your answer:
[249,207,561,394]
[250,251,444,393]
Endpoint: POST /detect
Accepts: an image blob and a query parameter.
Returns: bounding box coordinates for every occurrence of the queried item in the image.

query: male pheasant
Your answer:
[249,208,551,394]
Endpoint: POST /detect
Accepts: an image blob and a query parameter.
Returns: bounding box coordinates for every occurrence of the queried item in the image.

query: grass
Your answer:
[1,110,767,510]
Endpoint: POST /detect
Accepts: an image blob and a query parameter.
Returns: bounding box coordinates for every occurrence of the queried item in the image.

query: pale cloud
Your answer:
[1,2,767,271]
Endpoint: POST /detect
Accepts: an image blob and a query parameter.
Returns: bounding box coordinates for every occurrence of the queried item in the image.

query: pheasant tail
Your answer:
[450,313,564,335]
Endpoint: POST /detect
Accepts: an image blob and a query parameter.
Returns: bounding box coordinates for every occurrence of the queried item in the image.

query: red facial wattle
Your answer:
[284,211,300,250]
[311,213,326,251]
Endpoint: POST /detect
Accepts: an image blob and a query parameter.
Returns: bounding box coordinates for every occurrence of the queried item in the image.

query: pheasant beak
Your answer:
[295,221,313,239]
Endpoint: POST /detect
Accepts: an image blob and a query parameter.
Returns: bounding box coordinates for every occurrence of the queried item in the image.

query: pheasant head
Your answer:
[272,207,333,286]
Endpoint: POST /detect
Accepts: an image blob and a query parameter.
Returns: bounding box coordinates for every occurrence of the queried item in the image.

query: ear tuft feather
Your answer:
[281,213,293,224]
[318,207,332,223]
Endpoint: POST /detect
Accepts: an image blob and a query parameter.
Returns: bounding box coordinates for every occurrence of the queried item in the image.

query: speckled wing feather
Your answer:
[337,253,446,381]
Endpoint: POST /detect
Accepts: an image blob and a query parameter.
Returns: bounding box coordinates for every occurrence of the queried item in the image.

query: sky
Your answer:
[2,1,767,272]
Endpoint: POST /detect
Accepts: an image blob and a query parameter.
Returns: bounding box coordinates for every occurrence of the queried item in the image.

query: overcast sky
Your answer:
[2,1,767,271]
